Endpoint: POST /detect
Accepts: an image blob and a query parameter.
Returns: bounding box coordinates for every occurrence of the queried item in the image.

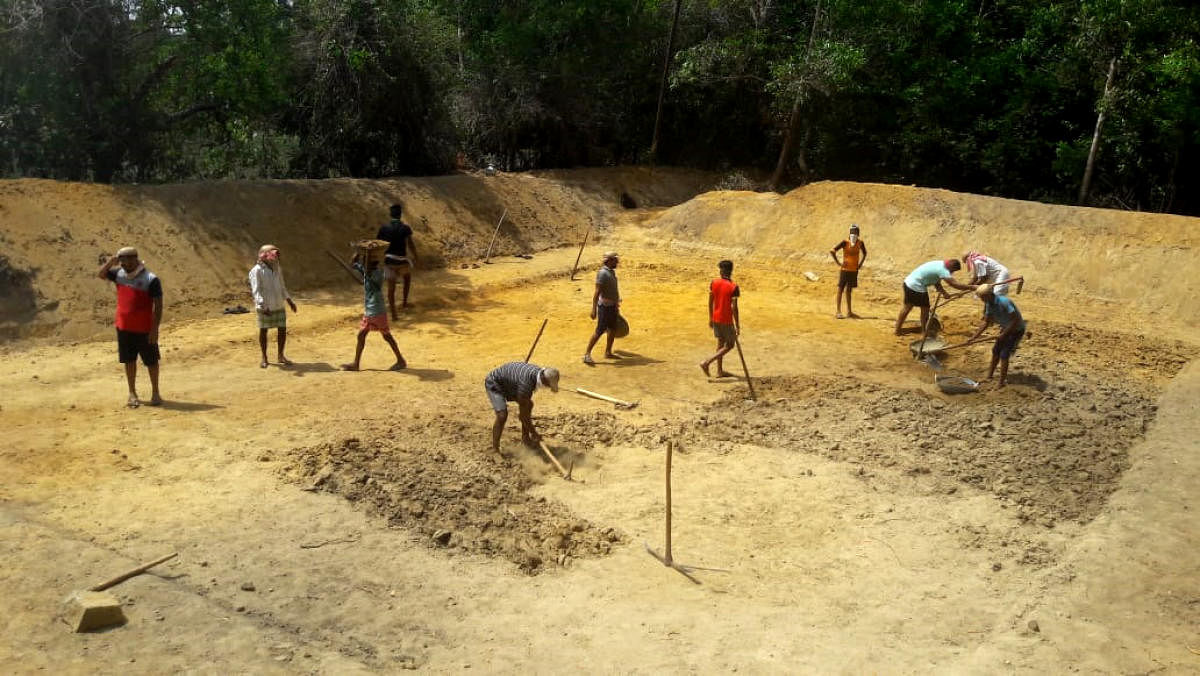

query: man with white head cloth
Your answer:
[962,251,1012,295]
[484,361,559,453]
[249,244,298,368]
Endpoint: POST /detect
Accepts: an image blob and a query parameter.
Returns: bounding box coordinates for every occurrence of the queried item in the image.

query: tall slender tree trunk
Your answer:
[768,0,820,191]
[649,0,683,165]
[1079,57,1117,205]
[769,97,804,191]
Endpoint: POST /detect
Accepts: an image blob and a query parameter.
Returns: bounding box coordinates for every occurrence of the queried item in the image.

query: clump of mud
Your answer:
[282,421,623,574]
[544,324,1195,529]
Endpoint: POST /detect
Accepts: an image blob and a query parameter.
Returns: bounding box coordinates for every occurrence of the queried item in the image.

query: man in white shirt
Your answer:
[248,244,298,368]
[963,251,1012,295]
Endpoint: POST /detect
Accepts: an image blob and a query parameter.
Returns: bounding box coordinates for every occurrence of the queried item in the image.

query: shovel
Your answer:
[920,335,999,371]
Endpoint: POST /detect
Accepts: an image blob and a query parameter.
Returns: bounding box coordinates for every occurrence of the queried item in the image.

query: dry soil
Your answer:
[1,170,1198,674]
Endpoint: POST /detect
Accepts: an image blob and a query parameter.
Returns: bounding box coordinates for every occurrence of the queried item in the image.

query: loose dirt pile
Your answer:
[541,322,1195,531]
[281,418,623,574]
[644,182,1200,327]
[0,167,713,340]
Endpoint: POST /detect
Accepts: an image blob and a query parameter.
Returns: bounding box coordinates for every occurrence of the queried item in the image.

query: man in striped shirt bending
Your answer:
[485,362,560,453]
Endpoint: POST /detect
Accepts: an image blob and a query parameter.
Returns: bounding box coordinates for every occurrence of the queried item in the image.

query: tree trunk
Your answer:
[768,0,821,191]
[649,0,683,164]
[1079,57,1117,205]
[768,96,803,191]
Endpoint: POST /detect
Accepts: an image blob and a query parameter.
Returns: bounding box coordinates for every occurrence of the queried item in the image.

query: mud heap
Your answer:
[282,418,623,574]
[543,322,1196,529]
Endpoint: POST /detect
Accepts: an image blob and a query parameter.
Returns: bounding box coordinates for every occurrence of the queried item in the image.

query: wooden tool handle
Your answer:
[940,336,999,351]
[524,318,548,363]
[538,441,569,478]
[91,552,179,592]
[569,226,591,280]
[325,249,363,284]
[575,387,632,406]
[483,208,507,262]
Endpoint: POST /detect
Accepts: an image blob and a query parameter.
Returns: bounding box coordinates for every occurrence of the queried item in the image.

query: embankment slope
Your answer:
[0,167,711,340]
[645,182,1198,329]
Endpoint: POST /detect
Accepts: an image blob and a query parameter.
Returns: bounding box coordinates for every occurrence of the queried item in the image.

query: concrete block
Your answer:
[61,591,126,632]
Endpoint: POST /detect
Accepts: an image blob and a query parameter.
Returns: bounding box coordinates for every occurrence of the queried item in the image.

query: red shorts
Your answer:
[359,314,391,334]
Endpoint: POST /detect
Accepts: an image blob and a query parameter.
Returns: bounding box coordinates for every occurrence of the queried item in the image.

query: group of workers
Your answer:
[97,211,1025,453]
[828,223,1025,386]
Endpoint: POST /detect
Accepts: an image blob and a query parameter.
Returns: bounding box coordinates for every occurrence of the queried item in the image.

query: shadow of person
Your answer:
[1005,372,1048,391]
[706,374,745,382]
[605,350,665,367]
[281,362,338,377]
[155,400,223,412]
[397,367,455,382]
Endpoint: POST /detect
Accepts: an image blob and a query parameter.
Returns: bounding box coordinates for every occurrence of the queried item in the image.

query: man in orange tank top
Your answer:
[700,260,740,378]
[830,223,867,319]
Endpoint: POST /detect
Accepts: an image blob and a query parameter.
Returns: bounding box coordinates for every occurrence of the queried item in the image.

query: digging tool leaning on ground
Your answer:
[895,258,975,336]
[98,247,163,408]
[484,362,560,453]
[582,251,624,365]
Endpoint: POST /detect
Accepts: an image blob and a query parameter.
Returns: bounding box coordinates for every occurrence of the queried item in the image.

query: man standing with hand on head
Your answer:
[98,246,163,408]
[830,223,866,319]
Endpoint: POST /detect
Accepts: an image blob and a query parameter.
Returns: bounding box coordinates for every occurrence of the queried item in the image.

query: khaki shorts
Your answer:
[713,322,737,344]
[383,256,412,279]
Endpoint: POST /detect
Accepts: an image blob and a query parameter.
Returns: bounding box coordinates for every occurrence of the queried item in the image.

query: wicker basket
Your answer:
[353,239,390,265]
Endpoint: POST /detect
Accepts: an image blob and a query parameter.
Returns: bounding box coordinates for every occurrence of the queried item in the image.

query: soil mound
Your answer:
[543,322,1195,530]
[0,167,712,341]
[643,182,1200,326]
[281,418,623,574]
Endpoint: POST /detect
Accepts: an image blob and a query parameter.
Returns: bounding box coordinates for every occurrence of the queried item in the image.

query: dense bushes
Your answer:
[1,0,1197,214]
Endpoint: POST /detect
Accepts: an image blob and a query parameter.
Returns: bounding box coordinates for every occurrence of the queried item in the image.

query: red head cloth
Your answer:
[258,245,280,263]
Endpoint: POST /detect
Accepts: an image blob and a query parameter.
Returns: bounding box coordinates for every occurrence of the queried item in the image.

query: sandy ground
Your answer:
[1,175,1199,674]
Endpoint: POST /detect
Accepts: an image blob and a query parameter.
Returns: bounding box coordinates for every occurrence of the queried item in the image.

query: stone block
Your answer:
[61,591,126,632]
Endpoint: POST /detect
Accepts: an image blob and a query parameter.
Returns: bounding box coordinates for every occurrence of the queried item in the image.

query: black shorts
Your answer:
[993,325,1026,359]
[838,270,859,289]
[903,284,930,308]
[117,329,160,366]
[594,303,620,335]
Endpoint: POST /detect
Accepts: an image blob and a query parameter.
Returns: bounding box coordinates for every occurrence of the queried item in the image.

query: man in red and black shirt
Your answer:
[700,259,740,378]
[98,247,163,408]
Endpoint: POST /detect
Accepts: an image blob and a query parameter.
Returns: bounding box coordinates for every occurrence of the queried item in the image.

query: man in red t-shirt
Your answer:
[98,247,163,408]
[700,259,740,378]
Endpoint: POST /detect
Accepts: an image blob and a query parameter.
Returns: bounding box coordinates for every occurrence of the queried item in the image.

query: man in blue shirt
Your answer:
[968,284,1027,388]
[894,258,975,335]
[342,248,406,371]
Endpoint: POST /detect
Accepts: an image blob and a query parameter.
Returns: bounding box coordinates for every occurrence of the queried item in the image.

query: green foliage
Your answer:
[0,0,1197,214]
